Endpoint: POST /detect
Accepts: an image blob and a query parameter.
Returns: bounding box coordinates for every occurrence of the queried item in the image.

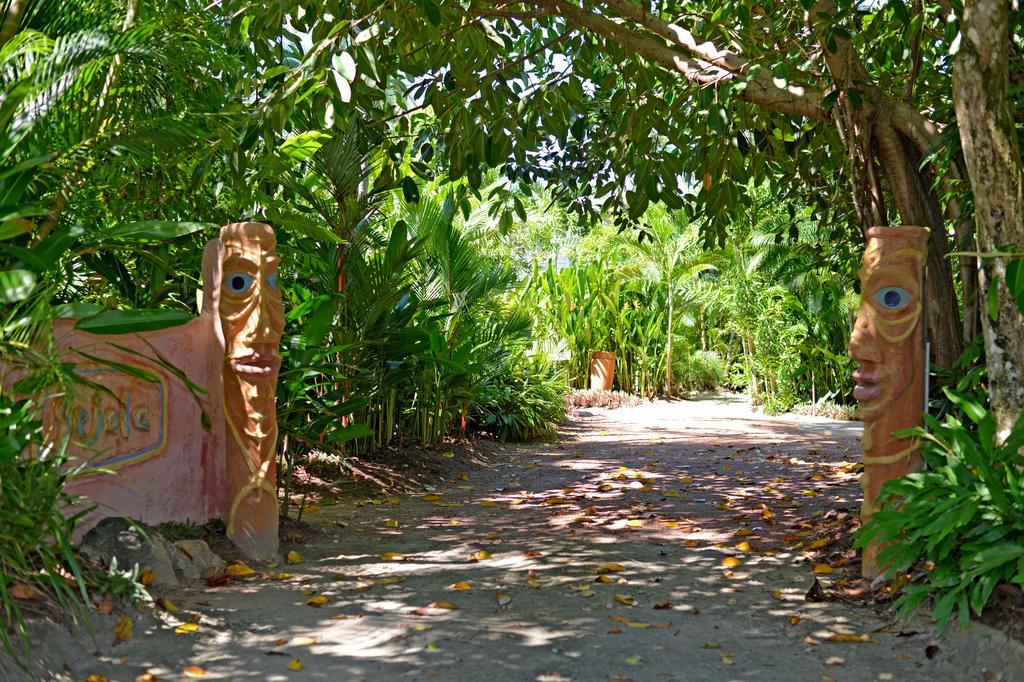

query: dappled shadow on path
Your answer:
[82,398,959,682]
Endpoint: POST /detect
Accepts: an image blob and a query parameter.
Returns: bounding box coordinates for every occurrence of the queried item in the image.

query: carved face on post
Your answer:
[848,226,928,577]
[217,222,284,560]
[219,223,284,385]
[849,229,926,422]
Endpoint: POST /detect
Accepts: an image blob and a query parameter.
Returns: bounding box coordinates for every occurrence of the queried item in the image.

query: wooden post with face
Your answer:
[213,222,284,560]
[849,226,929,578]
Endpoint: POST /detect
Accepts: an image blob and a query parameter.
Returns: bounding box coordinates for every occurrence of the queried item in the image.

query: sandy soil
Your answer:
[9,394,1024,682]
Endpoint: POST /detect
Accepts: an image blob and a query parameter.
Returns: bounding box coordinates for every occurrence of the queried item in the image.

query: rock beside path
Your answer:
[79,518,223,587]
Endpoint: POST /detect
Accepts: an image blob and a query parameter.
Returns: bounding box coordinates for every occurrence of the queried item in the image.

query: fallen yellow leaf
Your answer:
[182,666,206,678]
[613,594,635,606]
[790,615,802,626]
[496,592,511,607]
[291,636,317,646]
[286,659,303,671]
[681,539,701,547]
[225,562,255,576]
[158,597,179,613]
[527,580,542,589]
[379,552,404,561]
[306,596,329,607]
[721,557,742,568]
[826,633,872,643]
[139,570,156,586]
[427,601,458,609]
[626,519,642,528]
[812,564,833,575]
[809,538,830,550]
[594,575,615,584]
[734,541,753,552]
[174,623,200,635]
[270,572,293,581]
[469,550,491,562]
[372,576,406,585]
[286,551,304,565]
[384,519,400,527]
[734,529,754,537]
[610,615,669,629]
[720,653,735,665]
[136,673,161,681]
[451,582,473,591]
[422,494,442,502]
[114,615,133,641]
[86,675,108,682]
[589,562,625,574]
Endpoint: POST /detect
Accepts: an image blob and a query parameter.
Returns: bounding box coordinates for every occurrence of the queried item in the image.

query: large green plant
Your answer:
[856,392,1024,633]
[0,396,89,665]
[857,273,1024,634]
[471,351,566,442]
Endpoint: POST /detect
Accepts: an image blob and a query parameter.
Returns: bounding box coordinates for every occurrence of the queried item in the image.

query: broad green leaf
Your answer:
[75,309,192,335]
[332,52,356,81]
[333,71,352,102]
[278,131,332,162]
[402,177,420,203]
[107,221,215,242]
[0,219,32,241]
[326,423,373,444]
[54,302,104,318]
[0,269,35,302]
[1004,258,1024,317]
[74,350,162,383]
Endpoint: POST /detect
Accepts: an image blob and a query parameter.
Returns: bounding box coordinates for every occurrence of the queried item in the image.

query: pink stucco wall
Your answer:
[47,313,227,538]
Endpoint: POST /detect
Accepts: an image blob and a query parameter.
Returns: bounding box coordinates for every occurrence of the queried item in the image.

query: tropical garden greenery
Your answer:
[1,0,1023,665]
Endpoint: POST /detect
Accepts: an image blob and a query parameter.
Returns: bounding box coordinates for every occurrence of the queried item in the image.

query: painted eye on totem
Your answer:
[875,286,911,311]
[226,272,254,294]
[266,272,278,291]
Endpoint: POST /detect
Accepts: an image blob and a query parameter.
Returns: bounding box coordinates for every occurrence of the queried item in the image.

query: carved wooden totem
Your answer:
[848,226,929,577]
[212,222,284,560]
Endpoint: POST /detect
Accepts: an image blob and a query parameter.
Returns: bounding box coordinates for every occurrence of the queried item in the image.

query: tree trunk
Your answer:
[666,279,673,396]
[699,307,707,350]
[871,117,964,373]
[953,0,1024,439]
[810,0,964,373]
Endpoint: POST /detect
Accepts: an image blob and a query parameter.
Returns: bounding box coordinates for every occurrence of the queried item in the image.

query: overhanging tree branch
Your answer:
[543,0,826,119]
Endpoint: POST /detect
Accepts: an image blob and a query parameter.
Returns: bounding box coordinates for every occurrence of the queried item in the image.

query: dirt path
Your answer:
[49,396,1024,680]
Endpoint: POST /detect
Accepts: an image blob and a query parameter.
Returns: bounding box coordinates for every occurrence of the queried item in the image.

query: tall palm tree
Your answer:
[615,205,713,396]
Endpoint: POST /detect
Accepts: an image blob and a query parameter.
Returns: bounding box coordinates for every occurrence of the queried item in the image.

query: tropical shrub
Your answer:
[676,350,726,392]
[471,354,566,442]
[791,401,859,421]
[566,389,645,410]
[856,389,1024,633]
[0,396,89,664]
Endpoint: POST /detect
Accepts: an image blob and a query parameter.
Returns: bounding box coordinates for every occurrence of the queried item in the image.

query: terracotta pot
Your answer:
[589,351,615,391]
